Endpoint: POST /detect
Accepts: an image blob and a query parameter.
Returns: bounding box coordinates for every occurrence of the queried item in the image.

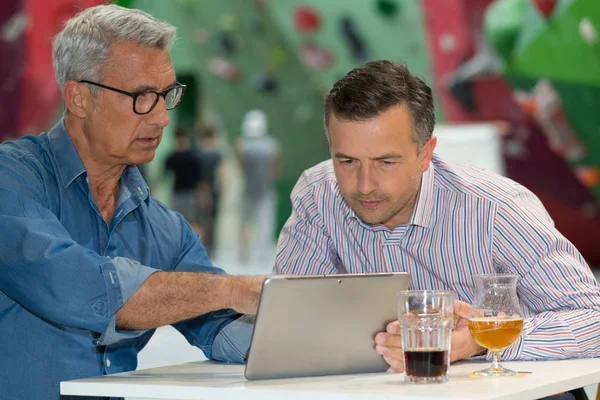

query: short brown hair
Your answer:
[324,60,435,150]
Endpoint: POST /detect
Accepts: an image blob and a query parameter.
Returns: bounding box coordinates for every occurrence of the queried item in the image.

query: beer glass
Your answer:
[398,291,454,383]
[468,274,523,377]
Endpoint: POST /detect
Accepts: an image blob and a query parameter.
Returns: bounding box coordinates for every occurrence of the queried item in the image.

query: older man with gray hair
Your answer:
[0,5,262,399]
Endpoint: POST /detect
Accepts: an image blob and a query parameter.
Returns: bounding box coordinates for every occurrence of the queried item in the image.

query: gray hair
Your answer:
[52,4,176,90]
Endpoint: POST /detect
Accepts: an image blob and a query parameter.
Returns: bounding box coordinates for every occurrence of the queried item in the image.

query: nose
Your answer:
[357,165,377,195]
[147,96,171,128]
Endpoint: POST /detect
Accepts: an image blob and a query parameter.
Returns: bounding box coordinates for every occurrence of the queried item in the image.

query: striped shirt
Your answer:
[274,155,600,361]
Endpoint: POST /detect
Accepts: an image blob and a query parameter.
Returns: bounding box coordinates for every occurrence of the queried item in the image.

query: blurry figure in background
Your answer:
[236,110,280,263]
[195,125,224,256]
[165,127,204,234]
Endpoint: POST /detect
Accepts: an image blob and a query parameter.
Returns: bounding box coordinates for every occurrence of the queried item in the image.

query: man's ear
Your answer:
[63,81,89,118]
[420,136,437,172]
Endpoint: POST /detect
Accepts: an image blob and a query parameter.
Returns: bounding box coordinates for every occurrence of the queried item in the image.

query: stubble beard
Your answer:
[347,193,406,226]
[346,174,421,227]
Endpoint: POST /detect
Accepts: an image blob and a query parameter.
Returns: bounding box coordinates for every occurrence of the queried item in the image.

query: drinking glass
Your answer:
[468,274,523,377]
[398,290,454,383]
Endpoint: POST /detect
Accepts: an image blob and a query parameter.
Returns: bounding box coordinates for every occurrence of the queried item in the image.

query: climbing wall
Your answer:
[0,0,23,142]
[422,0,600,263]
[422,0,525,122]
[1,0,104,140]
[266,0,439,120]
[487,0,600,203]
[485,0,600,263]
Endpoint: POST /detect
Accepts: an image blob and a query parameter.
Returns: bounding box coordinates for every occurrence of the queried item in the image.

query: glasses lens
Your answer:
[134,92,158,114]
[165,86,183,110]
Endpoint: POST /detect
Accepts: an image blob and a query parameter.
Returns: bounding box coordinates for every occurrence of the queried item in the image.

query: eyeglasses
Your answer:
[79,80,186,115]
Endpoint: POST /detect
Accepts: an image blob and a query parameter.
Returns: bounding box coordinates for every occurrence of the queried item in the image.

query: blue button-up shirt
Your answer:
[0,120,253,400]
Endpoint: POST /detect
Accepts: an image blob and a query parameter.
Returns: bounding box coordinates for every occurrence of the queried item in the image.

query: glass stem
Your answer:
[491,349,503,371]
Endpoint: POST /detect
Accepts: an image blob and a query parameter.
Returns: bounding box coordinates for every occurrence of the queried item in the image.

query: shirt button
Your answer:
[106,358,111,368]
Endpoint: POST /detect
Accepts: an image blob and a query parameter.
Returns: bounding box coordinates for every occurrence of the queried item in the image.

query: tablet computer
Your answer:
[244,272,410,380]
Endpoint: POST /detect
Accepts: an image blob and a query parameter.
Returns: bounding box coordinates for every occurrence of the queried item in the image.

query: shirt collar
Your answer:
[47,118,150,202]
[343,159,437,230]
[48,118,86,188]
[121,165,150,203]
[409,160,436,229]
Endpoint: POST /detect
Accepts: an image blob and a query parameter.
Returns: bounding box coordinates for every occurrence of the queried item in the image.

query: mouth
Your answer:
[137,137,159,146]
[358,200,384,209]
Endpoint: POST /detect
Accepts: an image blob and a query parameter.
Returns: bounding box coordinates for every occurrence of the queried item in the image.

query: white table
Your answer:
[61,358,600,400]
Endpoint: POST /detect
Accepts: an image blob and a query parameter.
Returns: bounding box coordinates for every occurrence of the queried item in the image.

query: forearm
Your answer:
[116,272,256,330]
[501,309,600,361]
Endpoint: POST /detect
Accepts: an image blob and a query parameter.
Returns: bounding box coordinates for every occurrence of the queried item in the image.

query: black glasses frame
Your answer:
[79,80,187,115]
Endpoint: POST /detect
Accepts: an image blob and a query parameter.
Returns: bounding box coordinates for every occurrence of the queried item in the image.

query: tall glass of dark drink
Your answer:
[397,291,454,383]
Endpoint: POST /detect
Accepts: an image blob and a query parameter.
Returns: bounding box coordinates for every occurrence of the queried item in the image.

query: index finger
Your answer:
[386,320,400,334]
[453,300,472,318]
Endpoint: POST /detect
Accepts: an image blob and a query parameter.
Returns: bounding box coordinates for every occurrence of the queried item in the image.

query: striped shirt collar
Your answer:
[344,159,437,230]
[410,160,436,229]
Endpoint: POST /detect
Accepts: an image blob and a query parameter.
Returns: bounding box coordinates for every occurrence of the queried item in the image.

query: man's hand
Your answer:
[227,275,267,315]
[450,300,486,362]
[375,320,404,372]
[374,300,486,372]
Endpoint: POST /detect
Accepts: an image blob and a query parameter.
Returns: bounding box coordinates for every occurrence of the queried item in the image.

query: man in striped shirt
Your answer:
[274,61,600,377]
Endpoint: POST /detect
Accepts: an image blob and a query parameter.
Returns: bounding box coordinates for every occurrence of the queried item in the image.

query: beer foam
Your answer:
[470,316,522,322]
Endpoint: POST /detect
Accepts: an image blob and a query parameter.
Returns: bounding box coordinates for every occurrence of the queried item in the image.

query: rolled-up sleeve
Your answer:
[211,315,255,363]
[94,257,159,346]
[0,184,156,344]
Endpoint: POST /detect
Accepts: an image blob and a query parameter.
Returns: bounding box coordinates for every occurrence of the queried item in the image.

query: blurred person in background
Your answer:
[236,109,280,263]
[165,127,204,234]
[0,5,263,399]
[195,124,224,257]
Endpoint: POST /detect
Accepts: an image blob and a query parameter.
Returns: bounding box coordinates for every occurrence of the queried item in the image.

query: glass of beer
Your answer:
[468,274,523,377]
[397,291,454,383]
